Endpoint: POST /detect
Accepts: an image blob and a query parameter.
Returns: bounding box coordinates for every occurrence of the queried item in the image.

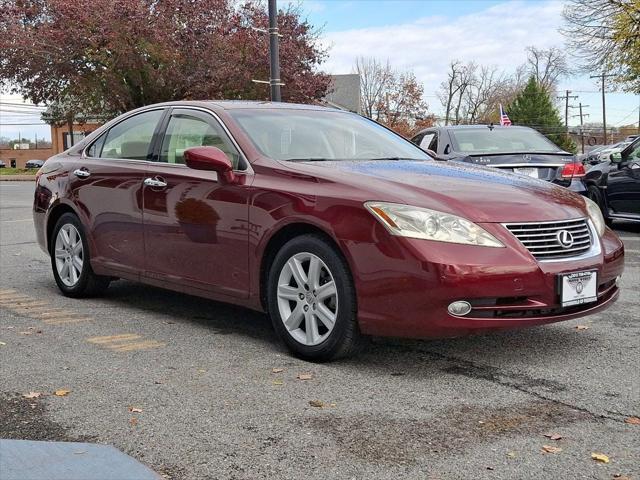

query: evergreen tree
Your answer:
[507,77,576,153]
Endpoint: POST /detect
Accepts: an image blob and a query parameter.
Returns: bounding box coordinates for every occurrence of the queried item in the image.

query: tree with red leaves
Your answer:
[0,0,331,117]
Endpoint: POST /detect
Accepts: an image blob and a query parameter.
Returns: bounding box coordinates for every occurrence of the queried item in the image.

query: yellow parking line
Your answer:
[87,334,141,344]
[0,289,18,295]
[44,317,91,325]
[6,301,50,310]
[0,296,33,304]
[30,310,74,318]
[109,340,166,352]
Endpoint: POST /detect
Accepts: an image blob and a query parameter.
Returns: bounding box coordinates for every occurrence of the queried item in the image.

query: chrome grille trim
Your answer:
[503,218,600,261]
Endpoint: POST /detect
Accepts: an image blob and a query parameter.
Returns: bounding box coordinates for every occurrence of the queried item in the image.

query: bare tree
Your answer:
[354,57,394,120]
[525,46,570,92]
[437,60,478,125]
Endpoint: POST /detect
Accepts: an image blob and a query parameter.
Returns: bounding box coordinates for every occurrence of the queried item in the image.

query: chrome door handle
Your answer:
[73,168,90,178]
[143,177,167,188]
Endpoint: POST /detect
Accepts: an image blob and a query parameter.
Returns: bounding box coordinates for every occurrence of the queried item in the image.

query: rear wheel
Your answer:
[51,213,111,297]
[267,234,362,361]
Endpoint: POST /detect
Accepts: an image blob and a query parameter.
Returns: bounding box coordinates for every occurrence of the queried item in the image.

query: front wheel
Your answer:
[51,213,111,297]
[267,234,362,361]
[586,185,613,227]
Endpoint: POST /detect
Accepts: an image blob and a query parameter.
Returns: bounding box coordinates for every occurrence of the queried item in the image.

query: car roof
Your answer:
[145,100,340,112]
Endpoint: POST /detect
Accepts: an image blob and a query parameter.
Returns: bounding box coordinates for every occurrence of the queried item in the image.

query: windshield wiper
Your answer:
[368,157,424,161]
[285,158,331,162]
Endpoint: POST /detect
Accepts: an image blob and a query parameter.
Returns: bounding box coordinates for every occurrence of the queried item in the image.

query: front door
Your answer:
[608,142,640,216]
[69,108,165,277]
[142,108,252,298]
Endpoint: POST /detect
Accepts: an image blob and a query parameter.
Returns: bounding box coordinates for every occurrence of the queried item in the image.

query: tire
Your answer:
[267,234,363,361]
[586,185,613,227]
[50,213,111,297]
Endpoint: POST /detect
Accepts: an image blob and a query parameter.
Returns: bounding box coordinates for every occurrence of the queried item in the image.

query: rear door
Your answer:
[142,107,252,298]
[69,108,165,277]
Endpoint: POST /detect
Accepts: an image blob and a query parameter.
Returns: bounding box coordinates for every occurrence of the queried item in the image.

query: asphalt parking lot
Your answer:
[1,180,638,480]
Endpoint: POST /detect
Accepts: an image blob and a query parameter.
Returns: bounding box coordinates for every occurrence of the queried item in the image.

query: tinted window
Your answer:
[229,109,430,162]
[100,110,164,160]
[449,128,562,155]
[160,114,240,168]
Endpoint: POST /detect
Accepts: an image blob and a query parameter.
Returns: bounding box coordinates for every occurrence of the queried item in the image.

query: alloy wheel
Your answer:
[54,223,84,287]
[276,252,338,346]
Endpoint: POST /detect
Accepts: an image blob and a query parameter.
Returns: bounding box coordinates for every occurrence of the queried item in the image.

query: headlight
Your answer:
[365,201,504,247]
[584,196,605,236]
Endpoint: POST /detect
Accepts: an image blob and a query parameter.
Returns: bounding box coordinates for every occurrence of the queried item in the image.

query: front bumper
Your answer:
[351,224,624,338]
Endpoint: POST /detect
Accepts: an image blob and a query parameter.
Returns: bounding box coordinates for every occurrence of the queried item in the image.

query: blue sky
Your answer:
[300,0,639,131]
[1,0,638,142]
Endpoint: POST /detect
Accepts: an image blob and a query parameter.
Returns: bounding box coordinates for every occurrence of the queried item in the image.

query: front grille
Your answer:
[504,218,593,260]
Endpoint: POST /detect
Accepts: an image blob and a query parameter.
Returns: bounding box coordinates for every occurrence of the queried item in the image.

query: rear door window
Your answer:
[100,109,164,161]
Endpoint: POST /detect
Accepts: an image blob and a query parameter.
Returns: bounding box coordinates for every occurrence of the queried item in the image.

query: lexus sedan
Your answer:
[33,101,624,361]
[411,125,587,193]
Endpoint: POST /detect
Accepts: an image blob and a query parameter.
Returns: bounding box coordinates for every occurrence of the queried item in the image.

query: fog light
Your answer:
[448,301,472,317]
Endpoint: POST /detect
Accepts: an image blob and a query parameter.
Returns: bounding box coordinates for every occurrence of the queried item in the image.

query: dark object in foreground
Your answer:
[0,439,162,480]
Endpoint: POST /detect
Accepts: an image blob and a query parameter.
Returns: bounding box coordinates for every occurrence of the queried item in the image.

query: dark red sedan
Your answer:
[33,101,625,360]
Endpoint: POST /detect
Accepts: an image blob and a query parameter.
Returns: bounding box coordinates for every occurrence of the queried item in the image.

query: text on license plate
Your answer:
[559,270,598,307]
[514,167,539,178]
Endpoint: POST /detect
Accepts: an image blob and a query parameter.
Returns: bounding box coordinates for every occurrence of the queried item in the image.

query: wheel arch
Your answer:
[258,222,354,312]
[46,203,79,253]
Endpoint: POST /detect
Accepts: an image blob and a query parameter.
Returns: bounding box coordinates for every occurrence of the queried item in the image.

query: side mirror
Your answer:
[184,146,235,183]
[610,152,623,163]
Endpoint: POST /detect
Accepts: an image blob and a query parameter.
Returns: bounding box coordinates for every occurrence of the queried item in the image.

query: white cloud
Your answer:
[320,1,566,100]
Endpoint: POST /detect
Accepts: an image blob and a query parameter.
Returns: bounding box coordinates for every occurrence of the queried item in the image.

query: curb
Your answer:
[0,176,37,181]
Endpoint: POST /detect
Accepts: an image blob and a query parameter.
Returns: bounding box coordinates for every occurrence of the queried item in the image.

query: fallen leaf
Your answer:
[22,392,42,399]
[486,466,494,470]
[613,475,631,480]
[591,453,610,463]
[542,445,562,454]
[309,400,324,408]
[506,452,516,458]
[154,380,163,385]
[128,407,143,413]
[272,368,284,374]
[576,325,590,330]
[197,369,206,373]
[623,416,640,425]
[543,433,563,441]
[272,379,283,386]
[19,331,33,335]
[54,389,70,397]
[130,417,138,426]
[0,341,7,346]
[297,373,313,381]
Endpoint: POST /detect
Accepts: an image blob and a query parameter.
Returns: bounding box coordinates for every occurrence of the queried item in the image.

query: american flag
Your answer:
[499,104,512,126]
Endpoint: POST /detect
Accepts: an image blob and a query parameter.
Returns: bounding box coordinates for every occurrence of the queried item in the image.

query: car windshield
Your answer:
[228,109,431,162]
[449,128,563,155]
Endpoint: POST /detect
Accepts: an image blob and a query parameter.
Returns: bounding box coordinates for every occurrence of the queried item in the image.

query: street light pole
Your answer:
[268,0,281,102]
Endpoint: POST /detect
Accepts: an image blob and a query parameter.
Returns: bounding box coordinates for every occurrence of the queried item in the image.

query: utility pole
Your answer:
[590,73,615,144]
[558,90,578,132]
[572,103,590,154]
[268,0,281,102]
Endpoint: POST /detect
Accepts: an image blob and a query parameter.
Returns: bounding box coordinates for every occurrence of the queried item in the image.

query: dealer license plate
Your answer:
[514,167,539,178]
[559,270,598,307]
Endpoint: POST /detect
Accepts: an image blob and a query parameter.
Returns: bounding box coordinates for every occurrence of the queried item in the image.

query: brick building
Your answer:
[0,121,101,168]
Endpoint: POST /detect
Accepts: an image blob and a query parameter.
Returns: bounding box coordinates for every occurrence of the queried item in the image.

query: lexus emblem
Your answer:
[557,230,574,249]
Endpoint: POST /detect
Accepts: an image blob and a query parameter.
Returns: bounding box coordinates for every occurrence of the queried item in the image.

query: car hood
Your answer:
[454,152,573,167]
[285,159,587,223]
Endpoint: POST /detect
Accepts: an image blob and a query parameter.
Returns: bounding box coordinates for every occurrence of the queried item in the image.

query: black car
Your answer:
[585,137,640,223]
[25,159,44,169]
[411,125,586,193]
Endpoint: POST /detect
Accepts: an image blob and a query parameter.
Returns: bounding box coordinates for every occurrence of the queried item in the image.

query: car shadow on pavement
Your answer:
[99,281,278,345]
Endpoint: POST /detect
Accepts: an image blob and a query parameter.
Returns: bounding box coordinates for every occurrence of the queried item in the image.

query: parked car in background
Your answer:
[585,137,640,223]
[25,159,44,169]
[411,125,586,193]
[33,101,623,360]
[585,141,632,166]
[0,160,6,168]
